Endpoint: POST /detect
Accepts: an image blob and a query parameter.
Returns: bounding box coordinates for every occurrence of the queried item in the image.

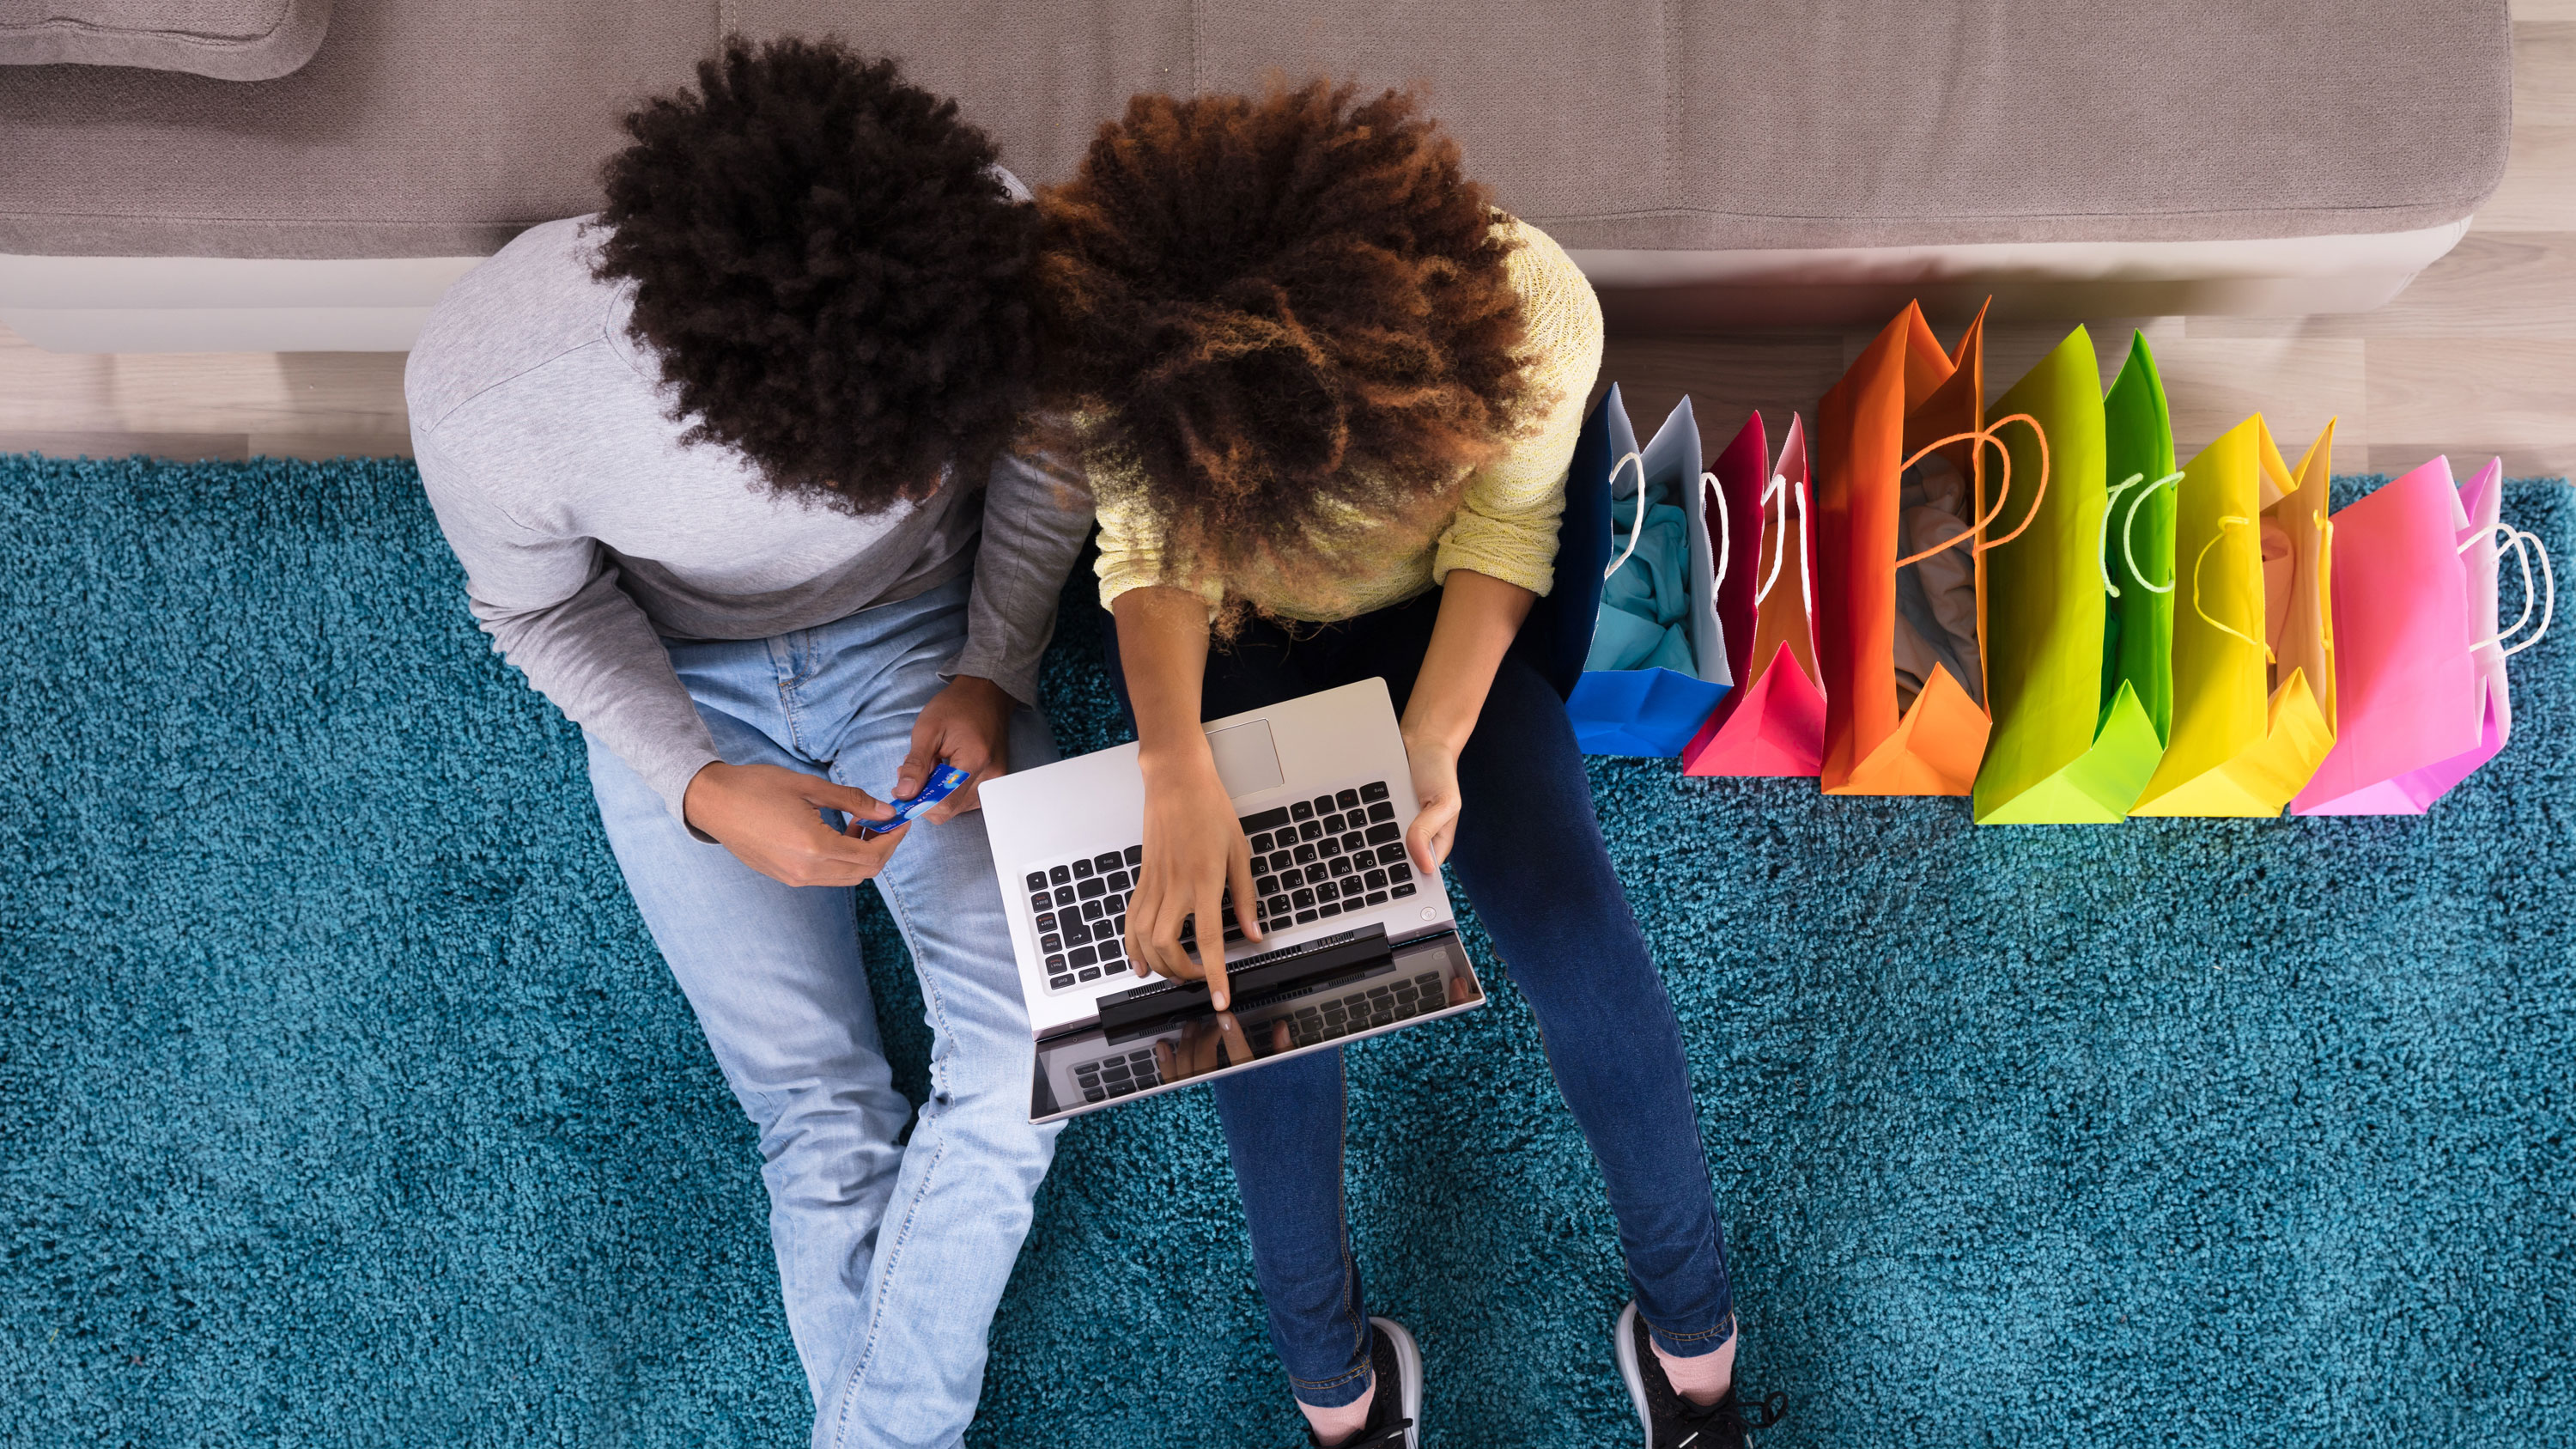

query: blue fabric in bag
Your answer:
[1536,385,1734,757]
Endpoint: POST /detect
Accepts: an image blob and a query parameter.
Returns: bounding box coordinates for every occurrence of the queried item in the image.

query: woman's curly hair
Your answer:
[1035,81,1532,581]
[593,37,1036,512]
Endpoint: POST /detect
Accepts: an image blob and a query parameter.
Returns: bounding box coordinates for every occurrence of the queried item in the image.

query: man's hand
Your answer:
[893,675,1016,823]
[1400,733,1463,873]
[683,761,909,888]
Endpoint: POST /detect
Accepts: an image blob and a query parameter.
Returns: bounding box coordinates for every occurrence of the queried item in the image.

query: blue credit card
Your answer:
[862,762,971,835]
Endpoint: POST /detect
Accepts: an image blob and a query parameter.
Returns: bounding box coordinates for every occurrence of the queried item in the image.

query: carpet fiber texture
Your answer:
[2,455,2571,1449]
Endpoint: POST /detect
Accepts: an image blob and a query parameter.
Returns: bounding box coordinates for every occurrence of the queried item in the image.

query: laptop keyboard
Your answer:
[1022,779,1419,993]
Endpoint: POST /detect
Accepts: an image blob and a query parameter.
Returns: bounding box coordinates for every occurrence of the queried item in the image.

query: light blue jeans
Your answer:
[584,575,1061,1449]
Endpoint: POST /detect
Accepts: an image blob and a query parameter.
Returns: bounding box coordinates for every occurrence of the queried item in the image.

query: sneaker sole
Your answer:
[1369,1316,1423,1449]
[1613,1300,1652,1449]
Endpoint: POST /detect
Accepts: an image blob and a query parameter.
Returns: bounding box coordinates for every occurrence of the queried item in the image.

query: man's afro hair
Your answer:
[594,37,1036,511]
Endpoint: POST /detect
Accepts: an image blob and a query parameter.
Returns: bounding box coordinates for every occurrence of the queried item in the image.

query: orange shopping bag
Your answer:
[1815,301,2045,795]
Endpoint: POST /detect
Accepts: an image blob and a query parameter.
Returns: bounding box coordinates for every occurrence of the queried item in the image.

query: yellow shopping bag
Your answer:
[2129,415,2338,817]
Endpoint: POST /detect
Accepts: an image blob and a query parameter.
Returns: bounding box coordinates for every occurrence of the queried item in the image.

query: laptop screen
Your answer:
[1030,931,1485,1122]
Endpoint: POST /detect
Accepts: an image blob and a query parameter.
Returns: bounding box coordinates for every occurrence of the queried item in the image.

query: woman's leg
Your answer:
[1210,1052,1375,1409]
[1441,648,1739,1378]
[1106,615,1379,1416]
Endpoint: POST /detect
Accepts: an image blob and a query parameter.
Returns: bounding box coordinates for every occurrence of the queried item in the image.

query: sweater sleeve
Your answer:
[1094,482,1224,615]
[1431,221,1604,599]
[953,423,1098,702]
[414,424,723,831]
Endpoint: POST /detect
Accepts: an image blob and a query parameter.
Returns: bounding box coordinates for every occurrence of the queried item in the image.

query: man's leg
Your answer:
[798,581,1065,1449]
[586,678,914,1409]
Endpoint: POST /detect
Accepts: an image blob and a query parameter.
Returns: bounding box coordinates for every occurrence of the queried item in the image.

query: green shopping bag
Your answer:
[2100,331,2179,752]
[1971,326,2166,823]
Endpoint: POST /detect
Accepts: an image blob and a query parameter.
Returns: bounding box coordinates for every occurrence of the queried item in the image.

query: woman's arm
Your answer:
[1113,584,1264,1008]
[1400,568,1536,871]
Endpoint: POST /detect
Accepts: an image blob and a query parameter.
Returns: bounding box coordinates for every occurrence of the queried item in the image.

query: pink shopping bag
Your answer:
[1683,411,1826,776]
[2293,458,2549,814]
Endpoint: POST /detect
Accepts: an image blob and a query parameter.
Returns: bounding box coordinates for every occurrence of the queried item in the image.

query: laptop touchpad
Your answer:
[1206,719,1285,800]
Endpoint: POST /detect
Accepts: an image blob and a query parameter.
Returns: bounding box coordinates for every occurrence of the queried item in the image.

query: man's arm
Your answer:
[891,425,1100,817]
[951,424,1097,705]
[416,429,903,886]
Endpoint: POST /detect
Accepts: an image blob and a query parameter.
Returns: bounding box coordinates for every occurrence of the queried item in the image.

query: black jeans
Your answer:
[1107,590,1735,1407]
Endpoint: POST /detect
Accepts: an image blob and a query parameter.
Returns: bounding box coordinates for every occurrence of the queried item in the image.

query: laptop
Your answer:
[979,679,1489,1122]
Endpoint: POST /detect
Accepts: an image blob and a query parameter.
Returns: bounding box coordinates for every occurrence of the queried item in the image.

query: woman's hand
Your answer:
[1152,1010,1292,1086]
[1112,583,1263,1009]
[1126,751,1262,1008]
[1394,569,1536,877]
[1400,732,1463,874]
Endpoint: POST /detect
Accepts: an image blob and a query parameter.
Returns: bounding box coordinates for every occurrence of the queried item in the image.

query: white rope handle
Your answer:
[1754,473,1789,605]
[1795,478,1814,623]
[1602,449,1648,582]
[2125,472,2183,597]
[1699,471,1731,602]
[2462,523,2555,657]
[2098,471,2183,598]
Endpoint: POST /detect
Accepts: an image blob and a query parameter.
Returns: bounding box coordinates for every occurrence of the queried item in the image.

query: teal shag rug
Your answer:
[2,455,2571,1449]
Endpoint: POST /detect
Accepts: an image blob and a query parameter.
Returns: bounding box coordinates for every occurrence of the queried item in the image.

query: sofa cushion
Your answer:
[0,0,2516,260]
[1182,0,2515,250]
[0,0,713,256]
[0,0,331,82]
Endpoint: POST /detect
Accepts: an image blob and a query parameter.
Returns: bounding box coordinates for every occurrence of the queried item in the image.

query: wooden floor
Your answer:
[3,1,2572,478]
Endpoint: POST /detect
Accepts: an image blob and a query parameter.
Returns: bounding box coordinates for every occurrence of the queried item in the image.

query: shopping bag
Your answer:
[2128,415,2338,817]
[2101,329,2181,755]
[1817,299,2038,795]
[2396,460,2552,805]
[2293,456,2552,813]
[1971,326,2166,823]
[1681,411,1827,776]
[1551,384,1733,756]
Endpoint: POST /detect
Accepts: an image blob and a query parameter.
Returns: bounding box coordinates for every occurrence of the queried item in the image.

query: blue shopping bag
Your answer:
[1535,384,1734,756]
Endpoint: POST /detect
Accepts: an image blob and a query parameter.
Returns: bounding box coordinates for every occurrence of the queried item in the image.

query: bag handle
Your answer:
[1794,478,1814,621]
[2190,514,2275,662]
[1889,413,2050,569]
[2461,523,2555,658]
[1753,472,1817,624]
[1698,471,1732,600]
[1602,450,1648,581]
[2099,471,2183,598]
[1755,473,1789,603]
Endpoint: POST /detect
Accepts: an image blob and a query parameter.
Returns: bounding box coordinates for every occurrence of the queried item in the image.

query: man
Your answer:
[405,38,1089,1449]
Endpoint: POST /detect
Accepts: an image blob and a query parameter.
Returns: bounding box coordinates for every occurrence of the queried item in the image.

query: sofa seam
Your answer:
[0,15,297,48]
[1662,0,1678,215]
[0,196,2497,231]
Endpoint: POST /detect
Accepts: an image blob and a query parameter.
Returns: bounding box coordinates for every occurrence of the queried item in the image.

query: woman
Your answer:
[1036,82,1777,1449]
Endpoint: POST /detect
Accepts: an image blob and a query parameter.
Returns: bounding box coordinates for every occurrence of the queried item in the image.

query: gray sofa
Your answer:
[0,0,2517,350]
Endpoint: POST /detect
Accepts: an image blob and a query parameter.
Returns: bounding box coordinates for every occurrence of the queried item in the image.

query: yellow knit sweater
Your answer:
[1091,216,1605,621]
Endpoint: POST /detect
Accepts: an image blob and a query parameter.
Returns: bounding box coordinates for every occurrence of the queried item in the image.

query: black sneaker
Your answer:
[1305,1316,1422,1449]
[1614,1300,1786,1449]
